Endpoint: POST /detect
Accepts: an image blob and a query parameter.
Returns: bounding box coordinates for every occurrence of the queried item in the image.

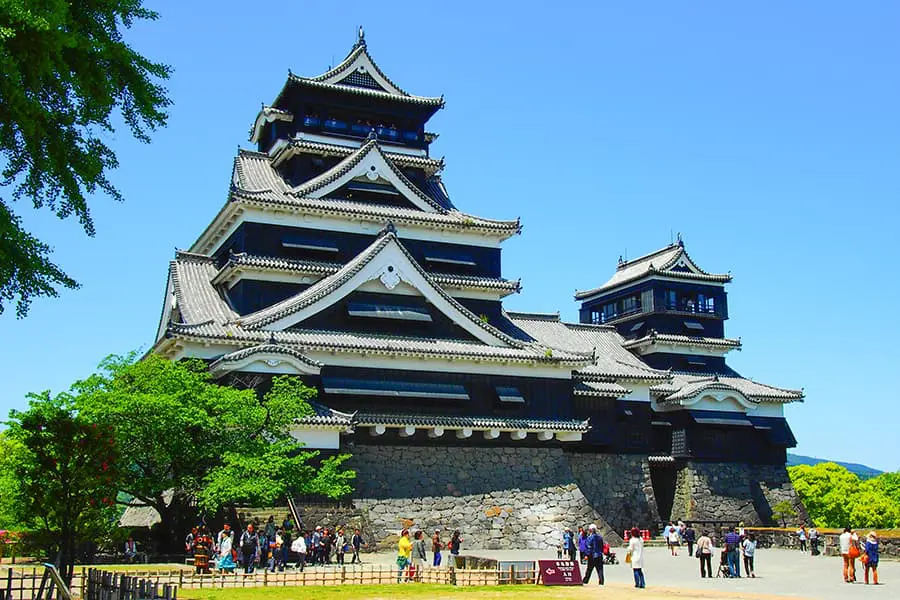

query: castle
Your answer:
[152,31,806,548]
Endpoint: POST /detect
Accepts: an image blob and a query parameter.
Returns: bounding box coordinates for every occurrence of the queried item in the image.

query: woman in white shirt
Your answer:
[627,527,646,588]
[742,533,757,577]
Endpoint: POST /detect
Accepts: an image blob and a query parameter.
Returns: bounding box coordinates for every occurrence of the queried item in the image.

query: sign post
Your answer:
[538,560,583,585]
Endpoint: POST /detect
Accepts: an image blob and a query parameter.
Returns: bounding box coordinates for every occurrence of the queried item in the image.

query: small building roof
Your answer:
[622,331,742,351]
[354,413,590,433]
[575,240,732,301]
[269,138,444,176]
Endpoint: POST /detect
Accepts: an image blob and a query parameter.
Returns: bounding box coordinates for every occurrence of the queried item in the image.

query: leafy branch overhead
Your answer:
[0,1,171,316]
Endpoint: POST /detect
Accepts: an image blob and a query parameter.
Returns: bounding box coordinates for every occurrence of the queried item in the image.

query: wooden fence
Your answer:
[5,563,540,597]
[84,571,174,600]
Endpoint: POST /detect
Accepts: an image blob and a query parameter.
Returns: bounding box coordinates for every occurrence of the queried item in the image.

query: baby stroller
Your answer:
[602,542,618,565]
[716,550,732,578]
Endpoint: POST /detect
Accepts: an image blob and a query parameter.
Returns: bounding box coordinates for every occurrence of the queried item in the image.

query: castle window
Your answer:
[323,377,469,400]
[496,386,525,404]
[347,302,433,322]
[601,302,616,322]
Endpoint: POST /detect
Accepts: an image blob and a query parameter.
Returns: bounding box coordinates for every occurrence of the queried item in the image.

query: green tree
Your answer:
[75,354,354,551]
[788,463,860,528]
[4,392,120,583]
[771,500,798,527]
[0,1,170,317]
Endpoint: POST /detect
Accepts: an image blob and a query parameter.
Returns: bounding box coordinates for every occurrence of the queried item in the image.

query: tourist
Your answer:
[185,527,198,554]
[282,514,295,533]
[216,529,236,573]
[627,527,645,588]
[562,527,575,562]
[291,532,307,571]
[863,531,879,585]
[280,526,291,571]
[683,523,696,557]
[578,526,588,563]
[351,529,366,564]
[449,530,462,560]
[809,526,820,555]
[217,523,233,551]
[335,528,346,565]
[666,522,679,556]
[411,530,427,581]
[265,515,277,541]
[742,532,757,578]
[839,526,858,583]
[310,527,322,565]
[240,524,259,574]
[256,529,268,571]
[397,529,412,583]
[581,524,604,585]
[696,531,713,578]
[321,527,334,564]
[797,524,808,552]
[431,529,442,567]
[724,526,742,577]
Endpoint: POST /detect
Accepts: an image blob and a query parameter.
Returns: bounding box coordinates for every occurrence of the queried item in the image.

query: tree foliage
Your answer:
[789,462,900,529]
[0,0,170,316]
[771,500,797,527]
[3,391,120,582]
[75,354,354,550]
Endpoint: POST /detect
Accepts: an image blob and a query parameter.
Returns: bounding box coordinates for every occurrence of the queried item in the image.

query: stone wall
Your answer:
[347,445,621,550]
[566,453,659,535]
[671,461,807,525]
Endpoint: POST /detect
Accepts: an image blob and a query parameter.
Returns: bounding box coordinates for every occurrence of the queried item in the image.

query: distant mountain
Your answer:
[787,453,883,480]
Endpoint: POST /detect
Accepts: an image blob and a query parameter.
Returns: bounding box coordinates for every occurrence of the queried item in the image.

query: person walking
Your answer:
[797,525,808,552]
[578,526,588,563]
[665,522,679,556]
[310,527,322,565]
[334,529,346,565]
[280,526,291,571]
[449,530,462,563]
[351,529,366,564]
[562,527,576,562]
[264,516,277,541]
[581,524,604,586]
[291,533,307,571]
[839,526,858,583]
[809,526,819,555]
[696,531,713,578]
[411,530,427,581]
[239,524,259,574]
[742,532,757,578]
[724,526,742,577]
[627,527,646,588]
[431,530,443,567]
[396,529,412,583]
[863,531,879,585]
[683,523,696,557]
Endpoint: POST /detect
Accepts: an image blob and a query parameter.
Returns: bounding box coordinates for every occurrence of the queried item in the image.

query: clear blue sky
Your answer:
[2,1,898,471]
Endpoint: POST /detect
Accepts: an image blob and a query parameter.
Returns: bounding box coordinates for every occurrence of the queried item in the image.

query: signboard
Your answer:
[538,559,583,585]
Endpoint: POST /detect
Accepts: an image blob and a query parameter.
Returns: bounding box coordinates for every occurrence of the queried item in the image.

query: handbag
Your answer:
[848,542,860,559]
[625,552,632,564]
[695,547,702,558]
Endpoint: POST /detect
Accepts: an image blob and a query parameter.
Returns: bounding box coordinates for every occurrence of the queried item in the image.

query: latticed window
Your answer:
[340,70,382,90]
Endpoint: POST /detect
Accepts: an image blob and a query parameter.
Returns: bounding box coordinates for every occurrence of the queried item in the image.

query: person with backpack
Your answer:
[723,526,742,577]
[334,529,347,565]
[291,532,307,571]
[239,524,259,574]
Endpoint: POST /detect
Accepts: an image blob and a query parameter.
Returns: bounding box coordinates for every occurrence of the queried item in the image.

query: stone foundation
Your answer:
[332,447,804,550]
[671,461,808,525]
[347,445,622,550]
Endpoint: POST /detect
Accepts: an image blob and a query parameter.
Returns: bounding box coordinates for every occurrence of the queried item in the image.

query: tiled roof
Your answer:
[227,150,520,238]
[507,313,670,382]
[236,230,527,348]
[213,253,521,296]
[651,372,804,404]
[209,343,323,370]
[162,249,589,367]
[286,75,444,107]
[270,138,444,176]
[294,40,443,107]
[249,106,293,143]
[354,413,590,432]
[289,138,447,213]
[573,380,631,398]
[575,242,732,299]
[296,402,354,427]
[622,332,742,350]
